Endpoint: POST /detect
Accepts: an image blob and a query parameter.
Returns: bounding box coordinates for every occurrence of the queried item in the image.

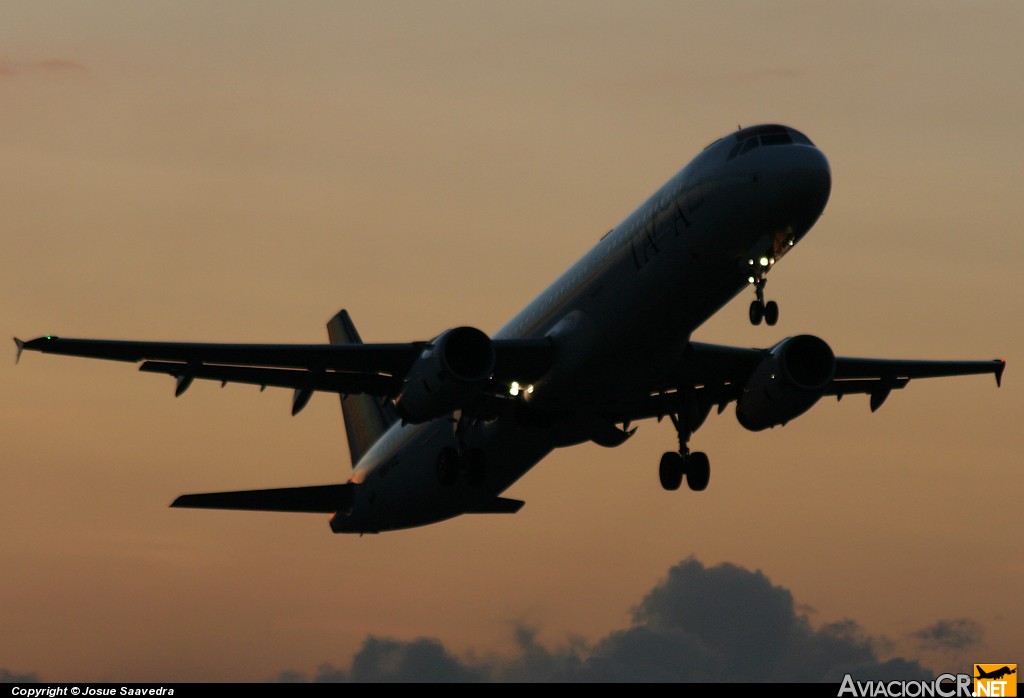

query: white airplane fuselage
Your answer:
[333,126,832,533]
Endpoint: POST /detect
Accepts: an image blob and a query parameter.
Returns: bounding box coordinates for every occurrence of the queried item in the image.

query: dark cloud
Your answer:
[350,637,483,683]
[912,619,984,651]
[278,557,946,682]
[0,668,41,683]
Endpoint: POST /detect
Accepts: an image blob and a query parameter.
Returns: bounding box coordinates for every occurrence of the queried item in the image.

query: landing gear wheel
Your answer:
[435,448,461,486]
[749,300,764,325]
[685,451,711,492]
[464,449,486,486]
[763,300,779,326]
[659,452,684,491]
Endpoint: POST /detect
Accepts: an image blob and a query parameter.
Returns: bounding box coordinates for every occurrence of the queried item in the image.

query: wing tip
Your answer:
[995,359,1005,387]
[13,337,24,364]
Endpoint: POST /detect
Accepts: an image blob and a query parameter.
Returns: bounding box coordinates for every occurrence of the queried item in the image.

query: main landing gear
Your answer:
[435,413,486,486]
[436,447,486,486]
[659,412,711,492]
[659,451,710,492]
[748,276,778,326]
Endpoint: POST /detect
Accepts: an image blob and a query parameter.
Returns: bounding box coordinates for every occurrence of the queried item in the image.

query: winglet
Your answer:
[995,359,1005,388]
[13,337,25,364]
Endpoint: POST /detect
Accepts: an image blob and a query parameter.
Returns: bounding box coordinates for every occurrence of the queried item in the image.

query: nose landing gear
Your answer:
[747,263,778,326]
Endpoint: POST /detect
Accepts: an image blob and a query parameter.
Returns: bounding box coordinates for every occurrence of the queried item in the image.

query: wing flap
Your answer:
[171,483,352,513]
[139,361,400,396]
[834,357,1005,386]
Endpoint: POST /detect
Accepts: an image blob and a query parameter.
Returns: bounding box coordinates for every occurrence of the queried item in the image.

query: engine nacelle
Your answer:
[736,334,835,431]
[395,326,495,424]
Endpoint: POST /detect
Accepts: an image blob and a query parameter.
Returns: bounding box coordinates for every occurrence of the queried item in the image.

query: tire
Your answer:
[686,452,711,492]
[764,300,779,326]
[465,449,486,486]
[749,300,763,325]
[659,452,684,491]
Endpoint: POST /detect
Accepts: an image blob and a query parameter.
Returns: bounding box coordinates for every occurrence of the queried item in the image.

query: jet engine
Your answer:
[395,326,495,423]
[735,334,835,431]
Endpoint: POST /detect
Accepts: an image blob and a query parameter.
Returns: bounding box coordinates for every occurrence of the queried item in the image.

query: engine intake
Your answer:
[395,326,495,423]
[736,334,835,431]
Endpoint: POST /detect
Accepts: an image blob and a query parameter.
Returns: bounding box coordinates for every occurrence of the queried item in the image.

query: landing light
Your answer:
[509,381,535,398]
[759,256,769,267]
[748,276,755,284]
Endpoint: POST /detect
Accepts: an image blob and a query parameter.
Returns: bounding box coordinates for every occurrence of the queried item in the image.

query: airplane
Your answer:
[975,666,1017,681]
[15,123,1005,534]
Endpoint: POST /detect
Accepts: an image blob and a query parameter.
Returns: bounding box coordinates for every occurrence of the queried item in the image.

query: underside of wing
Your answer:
[606,339,1004,424]
[19,336,422,373]
[833,357,1005,384]
[138,361,400,396]
[15,315,556,414]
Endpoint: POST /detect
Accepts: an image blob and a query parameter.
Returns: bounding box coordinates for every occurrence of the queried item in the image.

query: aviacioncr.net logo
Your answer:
[974,664,1017,697]
[838,673,973,697]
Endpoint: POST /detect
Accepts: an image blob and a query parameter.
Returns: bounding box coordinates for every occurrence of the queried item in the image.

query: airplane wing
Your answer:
[613,341,1005,422]
[13,334,554,403]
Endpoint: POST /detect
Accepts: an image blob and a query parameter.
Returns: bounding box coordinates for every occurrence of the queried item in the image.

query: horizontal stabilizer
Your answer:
[171,483,352,513]
[468,497,525,514]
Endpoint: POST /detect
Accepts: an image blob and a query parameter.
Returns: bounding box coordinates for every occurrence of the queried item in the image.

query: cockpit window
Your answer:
[734,124,789,141]
[790,131,814,146]
[726,125,814,160]
[760,132,792,146]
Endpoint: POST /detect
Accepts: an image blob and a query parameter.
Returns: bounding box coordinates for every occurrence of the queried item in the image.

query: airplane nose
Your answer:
[766,145,831,230]
[789,146,831,218]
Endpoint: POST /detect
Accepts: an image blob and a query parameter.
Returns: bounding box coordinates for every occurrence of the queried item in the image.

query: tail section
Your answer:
[327,310,399,466]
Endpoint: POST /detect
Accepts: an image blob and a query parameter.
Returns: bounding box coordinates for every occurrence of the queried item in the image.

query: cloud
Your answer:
[0,668,41,683]
[912,619,984,651]
[0,58,86,78]
[278,557,944,682]
[29,59,86,72]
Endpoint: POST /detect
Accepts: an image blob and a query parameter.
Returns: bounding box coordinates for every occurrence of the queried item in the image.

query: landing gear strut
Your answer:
[748,276,778,326]
[435,413,487,486]
[659,411,711,492]
[435,447,487,486]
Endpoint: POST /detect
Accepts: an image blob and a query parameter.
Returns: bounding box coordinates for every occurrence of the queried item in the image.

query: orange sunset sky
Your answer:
[1,1,1021,682]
